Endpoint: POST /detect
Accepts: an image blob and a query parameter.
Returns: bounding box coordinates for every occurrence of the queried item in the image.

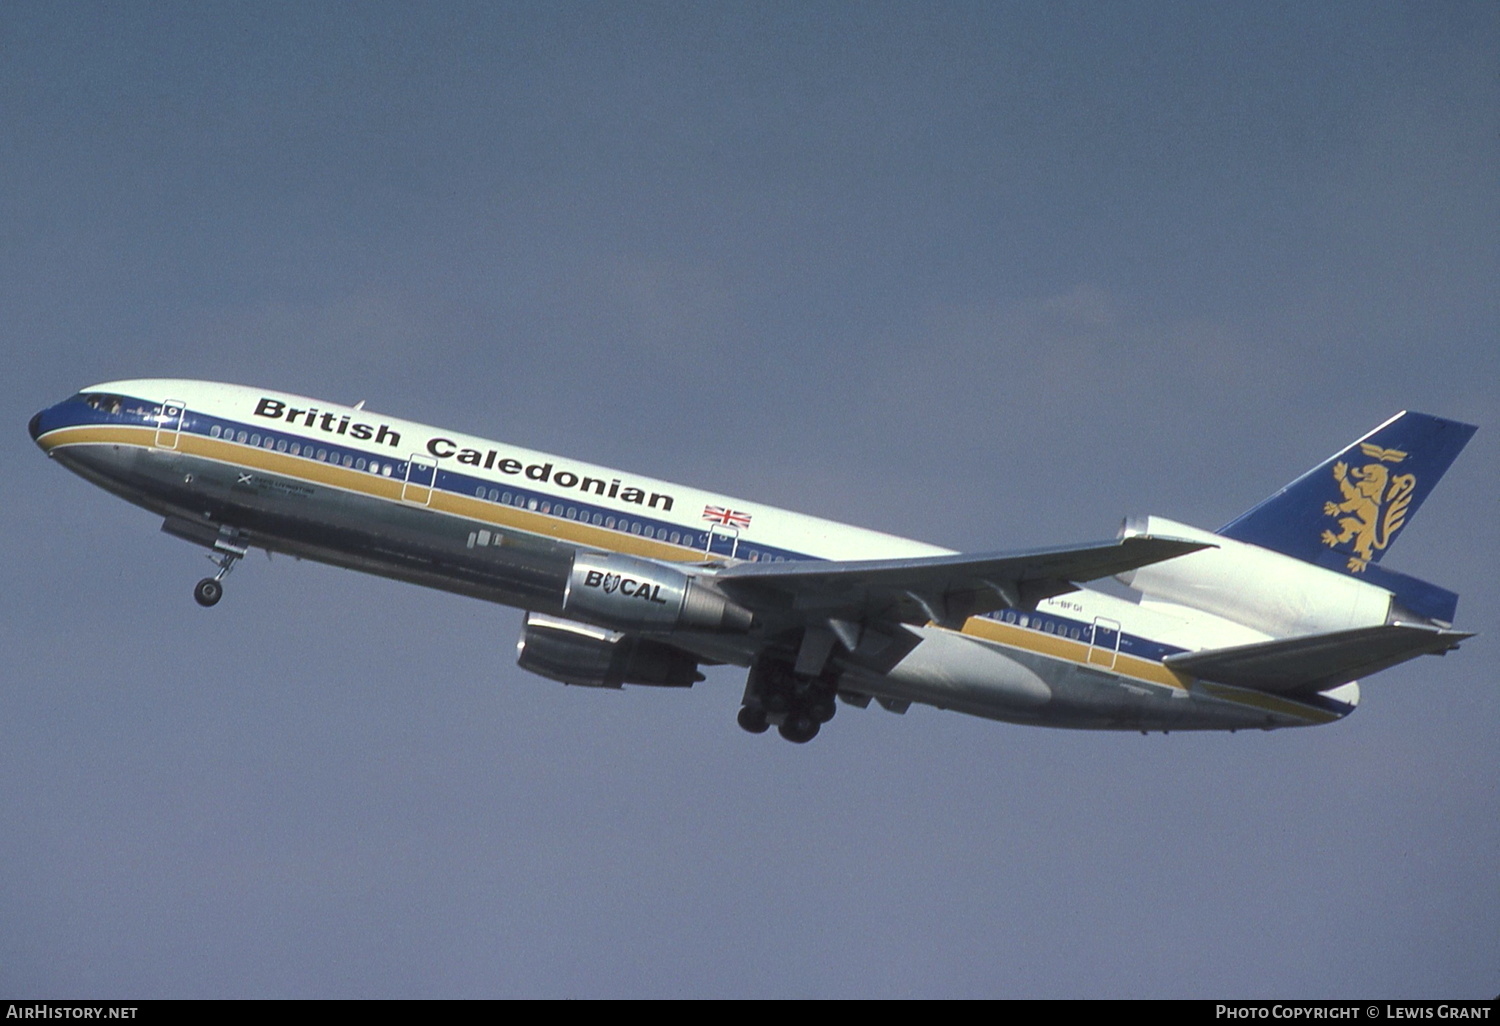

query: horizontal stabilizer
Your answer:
[714,535,1209,628]
[1165,623,1471,695]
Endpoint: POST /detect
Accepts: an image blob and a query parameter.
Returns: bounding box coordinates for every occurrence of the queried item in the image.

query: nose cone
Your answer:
[28,410,44,443]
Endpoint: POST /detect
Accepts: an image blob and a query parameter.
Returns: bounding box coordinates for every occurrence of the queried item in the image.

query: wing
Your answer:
[1164,622,1471,695]
[710,535,1210,630]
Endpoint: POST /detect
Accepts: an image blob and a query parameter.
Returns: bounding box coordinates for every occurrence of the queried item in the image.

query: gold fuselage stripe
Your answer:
[40,423,1336,724]
[959,615,1190,690]
[41,423,707,563]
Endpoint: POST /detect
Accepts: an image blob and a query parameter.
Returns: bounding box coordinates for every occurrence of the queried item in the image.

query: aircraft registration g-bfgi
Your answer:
[30,380,1476,743]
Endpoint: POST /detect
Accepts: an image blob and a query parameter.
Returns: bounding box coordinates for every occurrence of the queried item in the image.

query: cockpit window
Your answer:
[80,393,124,414]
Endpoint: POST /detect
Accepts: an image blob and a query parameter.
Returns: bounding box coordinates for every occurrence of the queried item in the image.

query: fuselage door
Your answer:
[706,524,739,559]
[1088,617,1122,670]
[402,454,438,506]
[154,400,186,450]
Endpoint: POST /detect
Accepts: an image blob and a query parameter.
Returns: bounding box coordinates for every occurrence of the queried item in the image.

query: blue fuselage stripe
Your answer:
[39,394,1199,670]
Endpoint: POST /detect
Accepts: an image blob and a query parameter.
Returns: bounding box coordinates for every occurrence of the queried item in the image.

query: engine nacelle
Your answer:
[516,613,704,688]
[562,551,753,633]
[1118,516,1395,637]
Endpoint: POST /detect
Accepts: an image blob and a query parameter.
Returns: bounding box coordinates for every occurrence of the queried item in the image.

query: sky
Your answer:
[2,1,1497,999]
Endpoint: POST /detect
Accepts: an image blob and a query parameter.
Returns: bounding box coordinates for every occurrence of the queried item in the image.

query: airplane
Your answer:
[29,380,1476,743]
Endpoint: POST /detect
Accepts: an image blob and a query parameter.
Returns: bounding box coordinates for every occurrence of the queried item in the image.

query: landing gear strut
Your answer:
[193,526,249,607]
[738,655,838,744]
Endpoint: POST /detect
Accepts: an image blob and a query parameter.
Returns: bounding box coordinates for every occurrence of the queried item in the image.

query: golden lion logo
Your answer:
[1320,446,1416,572]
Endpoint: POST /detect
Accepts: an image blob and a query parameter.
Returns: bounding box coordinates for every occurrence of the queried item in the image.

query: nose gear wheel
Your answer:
[192,526,248,607]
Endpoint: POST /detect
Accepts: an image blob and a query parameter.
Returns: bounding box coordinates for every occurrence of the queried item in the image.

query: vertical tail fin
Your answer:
[1217,411,1475,624]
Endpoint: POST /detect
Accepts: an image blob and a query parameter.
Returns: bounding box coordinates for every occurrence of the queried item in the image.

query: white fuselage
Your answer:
[30,379,1366,734]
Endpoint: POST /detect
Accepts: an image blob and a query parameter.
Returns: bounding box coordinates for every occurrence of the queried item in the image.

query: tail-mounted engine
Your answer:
[562,551,753,633]
[1118,516,1396,636]
[516,612,704,688]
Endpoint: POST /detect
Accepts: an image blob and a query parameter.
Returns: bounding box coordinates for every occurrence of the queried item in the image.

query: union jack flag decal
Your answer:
[702,505,752,529]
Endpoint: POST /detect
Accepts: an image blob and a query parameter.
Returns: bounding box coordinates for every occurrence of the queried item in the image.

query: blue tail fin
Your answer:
[1218,411,1476,623]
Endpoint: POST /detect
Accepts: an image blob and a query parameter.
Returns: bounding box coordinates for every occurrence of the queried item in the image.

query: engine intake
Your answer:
[1118,516,1394,637]
[516,612,703,688]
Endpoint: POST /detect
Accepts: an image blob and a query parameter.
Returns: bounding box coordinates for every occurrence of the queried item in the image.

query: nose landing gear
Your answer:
[192,526,249,607]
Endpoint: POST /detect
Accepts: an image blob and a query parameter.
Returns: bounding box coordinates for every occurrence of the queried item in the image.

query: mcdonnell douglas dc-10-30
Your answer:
[30,380,1476,743]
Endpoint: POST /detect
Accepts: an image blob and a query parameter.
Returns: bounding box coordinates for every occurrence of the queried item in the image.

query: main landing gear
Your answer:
[193,526,249,607]
[737,655,838,744]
